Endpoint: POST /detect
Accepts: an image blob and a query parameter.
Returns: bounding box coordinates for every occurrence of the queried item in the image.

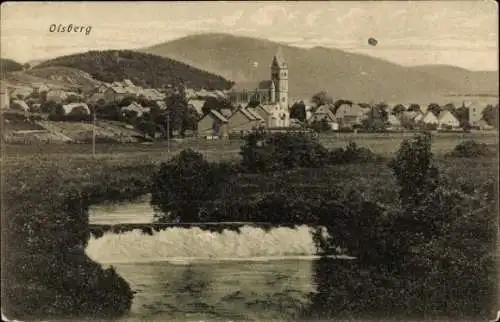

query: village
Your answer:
[0,50,497,144]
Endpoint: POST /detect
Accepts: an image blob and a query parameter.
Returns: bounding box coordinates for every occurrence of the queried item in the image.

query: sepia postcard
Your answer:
[1,1,498,321]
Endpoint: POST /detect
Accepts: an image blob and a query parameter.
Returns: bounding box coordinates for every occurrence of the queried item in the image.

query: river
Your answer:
[86,196,343,321]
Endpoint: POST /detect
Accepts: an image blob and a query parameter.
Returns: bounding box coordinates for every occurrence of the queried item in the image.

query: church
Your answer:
[228,48,290,127]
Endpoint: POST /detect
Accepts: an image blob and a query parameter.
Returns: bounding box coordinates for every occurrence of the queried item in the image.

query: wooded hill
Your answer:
[1,58,24,73]
[35,50,234,90]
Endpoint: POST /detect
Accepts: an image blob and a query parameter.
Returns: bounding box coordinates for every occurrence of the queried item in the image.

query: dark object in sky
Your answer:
[368,38,378,46]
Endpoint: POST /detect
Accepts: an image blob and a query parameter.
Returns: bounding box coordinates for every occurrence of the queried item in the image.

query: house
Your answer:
[467,102,489,126]
[187,99,206,116]
[437,110,460,129]
[121,101,149,117]
[33,83,50,93]
[197,109,229,138]
[245,107,265,122]
[227,107,264,133]
[219,108,233,118]
[335,104,364,128]
[11,100,29,112]
[474,119,494,130]
[88,93,106,106]
[123,79,135,87]
[10,87,33,99]
[156,100,167,110]
[309,104,338,129]
[413,111,425,123]
[253,103,290,127]
[46,89,68,104]
[1,87,10,109]
[309,105,336,122]
[140,88,164,101]
[96,84,109,93]
[387,113,402,131]
[418,111,439,129]
[62,102,91,115]
[103,86,128,103]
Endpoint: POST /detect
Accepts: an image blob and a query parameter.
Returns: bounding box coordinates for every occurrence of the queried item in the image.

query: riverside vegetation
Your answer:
[2,131,497,320]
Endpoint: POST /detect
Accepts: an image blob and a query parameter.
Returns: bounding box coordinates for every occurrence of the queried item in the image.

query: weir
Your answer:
[88,222,310,237]
[84,224,341,264]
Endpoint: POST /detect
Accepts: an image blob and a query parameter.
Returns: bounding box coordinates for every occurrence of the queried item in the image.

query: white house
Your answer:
[253,103,290,127]
[419,111,439,126]
[62,102,91,115]
[437,110,460,129]
[121,101,149,117]
[467,102,489,126]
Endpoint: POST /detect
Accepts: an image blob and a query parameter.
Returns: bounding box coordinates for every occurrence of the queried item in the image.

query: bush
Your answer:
[388,133,439,209]
[151,149,230,222]
[328,142,383,164]
[307,132,497,320]
[2,162,155,320]
[447,140,493,158]
[240,131,329,172]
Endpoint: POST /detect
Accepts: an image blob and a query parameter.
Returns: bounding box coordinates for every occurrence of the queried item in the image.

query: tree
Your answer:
[310,118,331,132]
[290,101,307,122]
[392,104,406,115]
[482,104,498,127]
[332,99,353,114]
[312,91,333,107]
[427,103,441,116]
[163,85,189,137]
[388,133,439,209]
[453,104,469,128]
[151,149,229,222]
[407,104,421,112]
[137,119,157,139]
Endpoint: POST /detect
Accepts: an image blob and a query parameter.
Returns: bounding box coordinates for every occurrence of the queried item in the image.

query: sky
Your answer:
[1,1,498,71]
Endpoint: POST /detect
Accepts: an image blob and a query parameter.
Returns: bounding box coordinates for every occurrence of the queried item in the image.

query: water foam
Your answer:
[85,225,319,264]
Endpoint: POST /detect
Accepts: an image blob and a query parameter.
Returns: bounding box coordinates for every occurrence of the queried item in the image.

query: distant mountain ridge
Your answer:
[35,50,234,90]
[141,33,499,103]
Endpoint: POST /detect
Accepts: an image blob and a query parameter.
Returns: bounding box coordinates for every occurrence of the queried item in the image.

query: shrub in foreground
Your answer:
[329,142,383,164]
[240,131,329,172]
[306,133,497,320]
[151,149,231,222]
[1,162,155,320]
[447,140,493,158]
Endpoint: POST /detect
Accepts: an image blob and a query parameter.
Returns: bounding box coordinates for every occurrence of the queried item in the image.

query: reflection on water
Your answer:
[113,260,315,321]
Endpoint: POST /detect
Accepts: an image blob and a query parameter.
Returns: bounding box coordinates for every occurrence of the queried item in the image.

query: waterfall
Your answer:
[85,225,320,264]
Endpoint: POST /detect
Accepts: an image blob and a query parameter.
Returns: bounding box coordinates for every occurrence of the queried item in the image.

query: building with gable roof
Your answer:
[227,107,264,134]
[197,109,229,138]
[335,104,364,128]
[437,110,460,129]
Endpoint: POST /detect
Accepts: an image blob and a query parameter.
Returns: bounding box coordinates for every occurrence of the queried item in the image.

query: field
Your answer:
[2,131,498,168]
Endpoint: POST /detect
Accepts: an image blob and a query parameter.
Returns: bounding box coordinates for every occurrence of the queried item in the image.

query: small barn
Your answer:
[197,109,229,138]
[11,100,30,112]
[227,107,263,133]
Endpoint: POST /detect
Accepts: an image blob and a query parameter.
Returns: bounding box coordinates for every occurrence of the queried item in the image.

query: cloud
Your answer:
[250,4,289,26]
[222,10,244,27]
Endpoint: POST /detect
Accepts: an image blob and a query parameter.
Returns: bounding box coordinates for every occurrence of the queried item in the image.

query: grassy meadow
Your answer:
[2,130,497,167]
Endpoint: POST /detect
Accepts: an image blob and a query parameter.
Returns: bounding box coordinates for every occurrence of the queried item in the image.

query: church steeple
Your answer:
[270,47,288,109]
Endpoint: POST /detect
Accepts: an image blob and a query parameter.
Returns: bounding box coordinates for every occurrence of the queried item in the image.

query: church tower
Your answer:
[270,47,288,109]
